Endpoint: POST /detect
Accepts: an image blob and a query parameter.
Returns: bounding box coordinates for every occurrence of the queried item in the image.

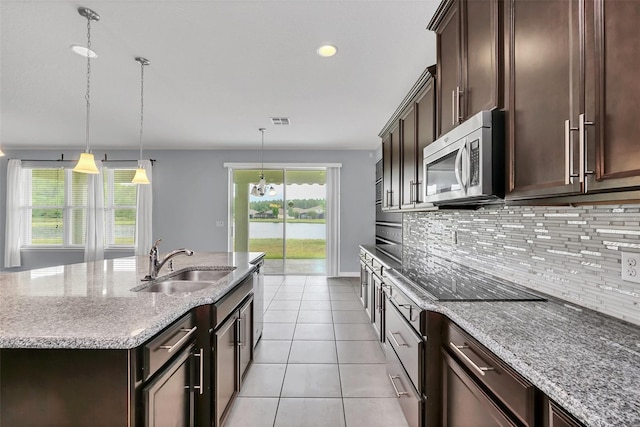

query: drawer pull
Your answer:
[159,326,197,353]
[388,374,409,398]
[194,348,204,395]
[449,341,494,376]
[389,331,409,348]
[397,302,418,322]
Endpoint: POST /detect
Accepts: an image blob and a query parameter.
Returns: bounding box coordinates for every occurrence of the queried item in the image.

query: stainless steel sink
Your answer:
[170,267,236,282]
[135,266,237,294]
[137,280,215,294]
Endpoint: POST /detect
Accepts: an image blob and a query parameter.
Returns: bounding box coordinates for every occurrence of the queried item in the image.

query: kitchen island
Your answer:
[0,251,265,427]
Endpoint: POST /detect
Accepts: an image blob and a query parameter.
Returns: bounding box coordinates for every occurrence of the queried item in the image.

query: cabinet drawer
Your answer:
[213,276,253,327]
[144,313,196,381]
[386,282,423,335]
[385,342,422,427]
[445,322,535,426]
[375,224,402,244]
[385,303,423,391]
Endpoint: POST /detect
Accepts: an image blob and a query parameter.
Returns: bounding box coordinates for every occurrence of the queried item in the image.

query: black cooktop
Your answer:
[398,259,545,302]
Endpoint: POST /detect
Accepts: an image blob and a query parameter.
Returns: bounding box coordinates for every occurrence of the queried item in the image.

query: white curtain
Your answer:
[135,160,153,256]
[326,166,341,277]
[4,159,23,268]
[84,165,105,262]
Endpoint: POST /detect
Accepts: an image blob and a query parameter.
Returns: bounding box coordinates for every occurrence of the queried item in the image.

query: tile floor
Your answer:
[224,275,410,427]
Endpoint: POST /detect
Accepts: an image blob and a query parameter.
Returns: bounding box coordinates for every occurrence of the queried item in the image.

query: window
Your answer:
[104,169,137,246]
[22,167,137,248]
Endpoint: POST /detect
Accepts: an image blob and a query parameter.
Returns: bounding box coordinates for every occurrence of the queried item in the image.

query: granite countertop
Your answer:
[383,268,640,427]
[360,244,402,269]
[0,252,264,350]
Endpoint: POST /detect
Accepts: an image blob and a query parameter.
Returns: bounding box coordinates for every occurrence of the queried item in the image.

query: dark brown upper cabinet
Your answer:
[382,126,401,211]
[428,0,503,138]
[380,67,436,212]
[506,0,640,201]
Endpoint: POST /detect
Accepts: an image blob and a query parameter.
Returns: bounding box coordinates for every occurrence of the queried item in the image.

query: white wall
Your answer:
[0,149,376,274]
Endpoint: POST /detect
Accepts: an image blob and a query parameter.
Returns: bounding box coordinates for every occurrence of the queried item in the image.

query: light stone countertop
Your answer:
[382,267,640,427]
[0,252,264,350]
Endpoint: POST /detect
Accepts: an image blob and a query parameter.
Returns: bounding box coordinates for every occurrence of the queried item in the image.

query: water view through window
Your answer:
[232,169,327,275]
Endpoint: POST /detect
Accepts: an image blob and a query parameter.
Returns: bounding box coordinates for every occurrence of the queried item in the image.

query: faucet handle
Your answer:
[150,239,162,255]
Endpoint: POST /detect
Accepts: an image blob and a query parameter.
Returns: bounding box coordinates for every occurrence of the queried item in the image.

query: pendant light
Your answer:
[251,128,276,197]
[131,57,151,184]
[73,7,100,174]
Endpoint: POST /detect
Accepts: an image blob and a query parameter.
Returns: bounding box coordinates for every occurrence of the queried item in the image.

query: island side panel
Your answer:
[1,348,135,427]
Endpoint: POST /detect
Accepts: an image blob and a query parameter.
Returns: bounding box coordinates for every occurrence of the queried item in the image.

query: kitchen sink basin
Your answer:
[137,280,214,294]
[170,267,236,282]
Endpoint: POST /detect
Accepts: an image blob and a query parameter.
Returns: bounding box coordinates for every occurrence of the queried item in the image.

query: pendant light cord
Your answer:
[85,17,92,153]
[139,61,145,164]
[260,128,265,176]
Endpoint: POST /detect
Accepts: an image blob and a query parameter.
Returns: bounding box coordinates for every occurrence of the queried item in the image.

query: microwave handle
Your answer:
[462,141,470,193]
[454,145,465,194]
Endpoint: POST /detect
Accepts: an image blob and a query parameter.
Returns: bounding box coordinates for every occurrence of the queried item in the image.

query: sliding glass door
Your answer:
[231,168,327,275]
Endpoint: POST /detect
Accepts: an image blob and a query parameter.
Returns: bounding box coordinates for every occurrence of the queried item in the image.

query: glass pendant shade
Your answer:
[268,186,277,196]
[132,167,150,184]
[73,152,100,174]
[250,185,260,196]
[0,148,5,157]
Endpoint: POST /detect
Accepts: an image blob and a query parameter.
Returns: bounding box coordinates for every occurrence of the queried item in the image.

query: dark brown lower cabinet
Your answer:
[213,294,254,427]
[544,400,584,427]
[442,350,517,427]
[143,343,196,427]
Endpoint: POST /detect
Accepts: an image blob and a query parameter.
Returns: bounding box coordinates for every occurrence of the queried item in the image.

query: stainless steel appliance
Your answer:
[423,110,504,205]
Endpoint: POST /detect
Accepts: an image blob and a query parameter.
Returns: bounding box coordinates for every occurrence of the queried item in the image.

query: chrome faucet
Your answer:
[144,239,194,280]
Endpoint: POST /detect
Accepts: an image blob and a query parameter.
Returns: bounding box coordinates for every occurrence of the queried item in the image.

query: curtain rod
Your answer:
[8,153,155,165]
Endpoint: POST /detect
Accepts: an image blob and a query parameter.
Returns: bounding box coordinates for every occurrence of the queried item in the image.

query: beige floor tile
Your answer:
[281,364,342,397]
[302,292,331,301]
[264,310,299,323]
[273,291,304,301]
[332,311,371,324]
[339,364,397,397]
[300,300,332,311]
[274,398,345,427]
[224,397,279,427]
[294,323,335,340]
[332,300,366,311]
[343,398,409,427]
[267,300,301,311]
[304,285,330,293]
[254,340,292,364]
[262,323,296,340]
[288,340,337,364]
[239,364,287,397]
[330,293,359,301]
[297,310,333,324]
[329,285,357,293]
[336,341,386,364]
[334,323,380,341]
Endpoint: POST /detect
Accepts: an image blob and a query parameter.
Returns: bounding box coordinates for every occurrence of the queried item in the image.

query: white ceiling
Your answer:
[1,0,438,151]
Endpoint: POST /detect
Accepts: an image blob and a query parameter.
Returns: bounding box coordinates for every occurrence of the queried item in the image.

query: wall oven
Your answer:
[423,110,504,205]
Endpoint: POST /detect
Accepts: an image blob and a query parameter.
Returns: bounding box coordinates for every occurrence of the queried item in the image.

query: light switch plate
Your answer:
[215,220,224,227]
[621,252,640,284]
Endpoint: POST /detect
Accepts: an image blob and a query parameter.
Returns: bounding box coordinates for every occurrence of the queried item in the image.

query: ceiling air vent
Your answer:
[270,117,290,125]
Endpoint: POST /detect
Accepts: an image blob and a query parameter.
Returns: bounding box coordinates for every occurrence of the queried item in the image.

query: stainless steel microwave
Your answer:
[423,110,504,205]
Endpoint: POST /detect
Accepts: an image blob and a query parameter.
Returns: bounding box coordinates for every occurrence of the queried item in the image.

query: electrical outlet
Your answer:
[215,221,224,227]
[451,230,458,245]
[622,252,640,284]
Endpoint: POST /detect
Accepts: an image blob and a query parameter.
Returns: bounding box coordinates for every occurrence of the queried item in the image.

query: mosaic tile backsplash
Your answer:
[403,205,640,326]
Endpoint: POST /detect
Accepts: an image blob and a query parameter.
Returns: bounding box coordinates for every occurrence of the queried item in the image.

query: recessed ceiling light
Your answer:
[317,44,337,58]
[70,44,98,58]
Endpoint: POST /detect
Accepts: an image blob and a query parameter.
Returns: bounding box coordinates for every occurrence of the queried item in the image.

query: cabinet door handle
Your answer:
[456,87,464,123]
[449,341,494,376]
[193,348,204,395]
[579,113,595,186]
[452,89,457,126]
[409,180,414,203]
[564,119,579,184]
[389,331,409,348]
[388,374,409,398]
[159,326,197,353]
[237,316,244,346]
